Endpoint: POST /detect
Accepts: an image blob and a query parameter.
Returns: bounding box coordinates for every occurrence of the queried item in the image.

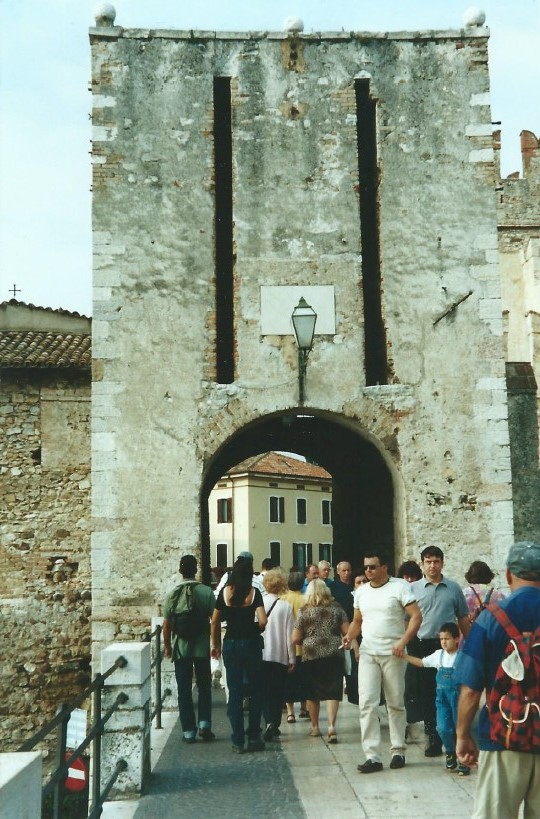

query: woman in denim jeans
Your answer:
[211,557,267,753]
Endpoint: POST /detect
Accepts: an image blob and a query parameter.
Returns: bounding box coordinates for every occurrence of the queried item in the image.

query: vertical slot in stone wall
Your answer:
[213,76,235,384]
[355,78,387,386]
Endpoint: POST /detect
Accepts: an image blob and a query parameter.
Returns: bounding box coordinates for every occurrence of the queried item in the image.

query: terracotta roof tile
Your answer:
[0,331,91,369]
[229,452,331,480]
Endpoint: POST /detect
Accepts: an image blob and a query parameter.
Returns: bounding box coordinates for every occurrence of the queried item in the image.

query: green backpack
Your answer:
[171,581,207,640]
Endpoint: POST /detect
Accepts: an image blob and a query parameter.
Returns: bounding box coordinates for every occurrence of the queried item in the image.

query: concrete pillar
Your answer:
[0,752,42,819]
[101,642,151,798]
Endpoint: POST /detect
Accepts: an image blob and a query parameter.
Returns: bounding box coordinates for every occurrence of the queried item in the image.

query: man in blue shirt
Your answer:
[409,546,470,755]
[455,541,540,819]
[301,563,319,592]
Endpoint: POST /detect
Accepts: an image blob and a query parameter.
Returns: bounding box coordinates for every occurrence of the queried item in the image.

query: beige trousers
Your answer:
[358,652,407,763]
[473,750,540,819]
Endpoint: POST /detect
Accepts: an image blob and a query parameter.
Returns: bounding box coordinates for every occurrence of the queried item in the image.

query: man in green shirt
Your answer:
[164,554,216,743]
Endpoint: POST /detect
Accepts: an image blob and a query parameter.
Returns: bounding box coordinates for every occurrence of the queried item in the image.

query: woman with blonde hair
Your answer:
[261,568,295,740]
[292,578,349,743]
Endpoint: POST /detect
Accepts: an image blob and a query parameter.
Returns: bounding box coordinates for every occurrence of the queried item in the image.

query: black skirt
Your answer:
[302,654,344,702]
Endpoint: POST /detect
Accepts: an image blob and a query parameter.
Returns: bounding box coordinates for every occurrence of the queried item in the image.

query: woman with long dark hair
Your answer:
[211,556,267,753]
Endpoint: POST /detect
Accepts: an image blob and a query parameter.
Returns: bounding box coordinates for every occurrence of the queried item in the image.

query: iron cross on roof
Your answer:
[9,284,21,297]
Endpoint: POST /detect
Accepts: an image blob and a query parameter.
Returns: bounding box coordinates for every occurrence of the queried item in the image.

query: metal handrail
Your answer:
[17,655,128,753]
[147,624,172,729]
[16,654,128,819]
[88,759,128,819]
[12,630,171,818]
[42,693,129,799]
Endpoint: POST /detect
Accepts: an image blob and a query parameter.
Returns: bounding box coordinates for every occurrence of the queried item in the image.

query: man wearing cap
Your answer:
[455,541,540,819]
[163,555,216,743]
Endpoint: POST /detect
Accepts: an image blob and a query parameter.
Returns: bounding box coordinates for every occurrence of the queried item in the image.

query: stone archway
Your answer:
[199,409,400,581]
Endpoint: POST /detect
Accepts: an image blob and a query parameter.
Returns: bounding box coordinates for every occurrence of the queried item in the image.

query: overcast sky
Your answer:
[0,0,538,316]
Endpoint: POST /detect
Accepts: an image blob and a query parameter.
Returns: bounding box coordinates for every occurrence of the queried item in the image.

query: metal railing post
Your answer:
[9,634,175,815]
[154,625,163,729]
[14,654,127,817]
[53,704,69,819]
[150,617,174,720]
[91,676,103,815]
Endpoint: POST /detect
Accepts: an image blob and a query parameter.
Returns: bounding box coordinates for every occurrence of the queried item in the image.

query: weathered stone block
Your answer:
[102,642,150,685]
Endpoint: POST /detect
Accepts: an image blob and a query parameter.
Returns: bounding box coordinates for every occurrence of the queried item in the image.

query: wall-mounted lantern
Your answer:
[291,297,317,404]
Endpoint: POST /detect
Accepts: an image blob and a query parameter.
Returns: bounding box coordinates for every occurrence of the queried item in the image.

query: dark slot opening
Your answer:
[213,77,235,384]
[355,79,388,386]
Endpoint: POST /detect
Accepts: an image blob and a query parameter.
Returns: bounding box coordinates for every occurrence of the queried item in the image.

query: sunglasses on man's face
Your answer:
[363,564,380,571]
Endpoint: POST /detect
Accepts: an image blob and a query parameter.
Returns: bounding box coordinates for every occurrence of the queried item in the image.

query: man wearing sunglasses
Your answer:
[343,551,422,773]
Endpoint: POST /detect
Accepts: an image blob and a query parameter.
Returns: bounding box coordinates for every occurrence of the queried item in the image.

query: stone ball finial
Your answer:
[283,16,304,33]
[463,7,486,28]
[94,3,116,27]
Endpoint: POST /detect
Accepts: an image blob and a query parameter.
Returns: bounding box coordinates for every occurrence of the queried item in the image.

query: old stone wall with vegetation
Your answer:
[0,371,91,751]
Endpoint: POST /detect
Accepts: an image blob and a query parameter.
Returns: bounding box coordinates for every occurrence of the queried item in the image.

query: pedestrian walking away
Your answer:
[282,570,309,722]
[293,578,349,744]
[261,567,296,741]
[163,554,216,744]
[455,541,540,819]
[211,556,267,754]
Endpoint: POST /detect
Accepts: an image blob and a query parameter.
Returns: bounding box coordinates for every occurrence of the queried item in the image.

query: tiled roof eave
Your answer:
[227,452,332,481]
[241,468,331,480]
[0,363,91,371]
[0,331,91,369]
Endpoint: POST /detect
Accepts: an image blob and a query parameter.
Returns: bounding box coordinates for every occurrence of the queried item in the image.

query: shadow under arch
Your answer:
[199,409,399,583]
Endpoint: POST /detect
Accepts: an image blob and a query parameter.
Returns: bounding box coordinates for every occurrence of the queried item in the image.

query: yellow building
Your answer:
[209,452,333,572]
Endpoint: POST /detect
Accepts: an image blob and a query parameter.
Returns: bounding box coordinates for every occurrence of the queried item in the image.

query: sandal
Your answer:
[309,727,321,737]
[327,730,338,744]
[298,709,309,719]
[287,714,296,723]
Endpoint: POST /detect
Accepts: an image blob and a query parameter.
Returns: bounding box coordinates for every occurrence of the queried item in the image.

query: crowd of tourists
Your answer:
[163,542,540,819]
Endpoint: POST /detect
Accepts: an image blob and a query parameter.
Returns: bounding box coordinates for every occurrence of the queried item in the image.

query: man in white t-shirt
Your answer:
[343,550,422,773]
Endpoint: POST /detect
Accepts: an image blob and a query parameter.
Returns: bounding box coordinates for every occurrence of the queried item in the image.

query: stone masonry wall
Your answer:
[0,372,91,752]
[90,25,514,661]
[498,131,540,365]
[497,132,540,539]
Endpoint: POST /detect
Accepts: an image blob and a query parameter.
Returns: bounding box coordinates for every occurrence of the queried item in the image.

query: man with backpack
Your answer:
[163,554,216,744]
[455,541,540,819]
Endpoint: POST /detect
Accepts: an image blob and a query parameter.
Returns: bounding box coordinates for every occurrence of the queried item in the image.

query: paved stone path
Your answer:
[102,689,479,819]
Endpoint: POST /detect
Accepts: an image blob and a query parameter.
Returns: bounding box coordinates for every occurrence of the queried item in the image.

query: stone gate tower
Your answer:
[90,8,513,651]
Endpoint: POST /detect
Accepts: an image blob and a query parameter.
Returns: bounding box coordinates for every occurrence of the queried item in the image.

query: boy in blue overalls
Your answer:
[402,621,470,775]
